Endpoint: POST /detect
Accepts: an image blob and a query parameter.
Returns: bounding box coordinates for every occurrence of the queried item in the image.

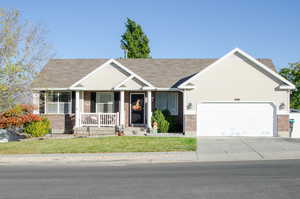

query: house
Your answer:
[31,48,295,137]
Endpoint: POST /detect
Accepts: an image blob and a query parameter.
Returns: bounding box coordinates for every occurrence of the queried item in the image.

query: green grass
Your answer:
[0,136,196,154]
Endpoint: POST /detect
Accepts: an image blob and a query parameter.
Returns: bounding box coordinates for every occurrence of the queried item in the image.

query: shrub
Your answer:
[152,110,165,124]
[166,116,178,132]
[23,118,50,137]
[0,104,42,129]
[162,109,179,132]
[151,110,169,133]
[162,109,171,117]
[159,120,170,133]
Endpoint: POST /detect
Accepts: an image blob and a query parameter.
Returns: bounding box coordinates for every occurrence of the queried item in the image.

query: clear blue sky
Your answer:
[2,0,300,69]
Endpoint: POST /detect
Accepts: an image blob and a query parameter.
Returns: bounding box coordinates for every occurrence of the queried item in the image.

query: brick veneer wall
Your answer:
[277,114,289,132]
[125,92,130,127]
[43,114,75,134]
[184,114,197,135]
[84,91,91,112]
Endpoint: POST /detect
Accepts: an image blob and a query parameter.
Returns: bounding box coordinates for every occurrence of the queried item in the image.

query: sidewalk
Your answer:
[0,152,198,165]
[1,137,300,165]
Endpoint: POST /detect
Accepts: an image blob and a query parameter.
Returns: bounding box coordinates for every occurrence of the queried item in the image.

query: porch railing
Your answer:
[80,112,119,127]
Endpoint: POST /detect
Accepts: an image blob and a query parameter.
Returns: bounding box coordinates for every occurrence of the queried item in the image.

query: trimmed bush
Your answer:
[151,110,169,133]
[159,120,170,133]
[23,118,50,137]
[162,109,178,132]
[166,116,178,132]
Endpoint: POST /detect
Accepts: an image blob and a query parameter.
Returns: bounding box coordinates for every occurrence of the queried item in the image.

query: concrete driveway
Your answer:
[197,137,300,161]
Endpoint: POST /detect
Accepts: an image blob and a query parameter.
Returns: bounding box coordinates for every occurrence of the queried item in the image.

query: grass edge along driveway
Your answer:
[0,136,196,154]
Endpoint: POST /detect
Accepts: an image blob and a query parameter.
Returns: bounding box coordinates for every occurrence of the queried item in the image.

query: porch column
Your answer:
[75,91,80,128]
[147,90,152,128]
[119,90,125,126]
[32,91,40,114]
[182,89,186,132]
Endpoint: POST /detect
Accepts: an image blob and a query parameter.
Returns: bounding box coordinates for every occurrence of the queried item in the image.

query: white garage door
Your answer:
[197,102,276,137]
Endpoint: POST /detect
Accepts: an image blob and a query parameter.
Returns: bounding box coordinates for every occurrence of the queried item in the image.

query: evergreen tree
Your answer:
[121,18,151,58]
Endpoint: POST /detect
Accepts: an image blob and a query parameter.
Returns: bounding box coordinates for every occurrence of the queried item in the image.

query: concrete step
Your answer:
[124,127,147,136]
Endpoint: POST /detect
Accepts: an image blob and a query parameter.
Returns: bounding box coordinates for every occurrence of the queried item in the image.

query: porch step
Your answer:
[74,127,115,136]
[124,127,147,136]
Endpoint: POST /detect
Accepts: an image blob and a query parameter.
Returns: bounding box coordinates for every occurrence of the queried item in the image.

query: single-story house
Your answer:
[31,48,295,137]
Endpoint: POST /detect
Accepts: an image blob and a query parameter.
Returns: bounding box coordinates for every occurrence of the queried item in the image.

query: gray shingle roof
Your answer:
[31,58,276,89]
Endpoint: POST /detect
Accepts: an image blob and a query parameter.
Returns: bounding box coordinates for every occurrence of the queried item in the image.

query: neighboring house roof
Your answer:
[31,58,277,89]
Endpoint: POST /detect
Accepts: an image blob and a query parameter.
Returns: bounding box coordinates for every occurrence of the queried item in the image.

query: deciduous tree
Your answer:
[279,62,300,109]
[0,8,53,111]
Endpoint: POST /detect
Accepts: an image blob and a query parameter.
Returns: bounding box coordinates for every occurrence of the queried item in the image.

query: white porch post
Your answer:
[119,91,125,126]
[32,91,40,114]
[182,89,186,132]
[147,90,152,128]
[75,91,80,128]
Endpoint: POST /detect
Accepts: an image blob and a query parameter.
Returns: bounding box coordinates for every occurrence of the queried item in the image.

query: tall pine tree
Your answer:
[121,18,151,58]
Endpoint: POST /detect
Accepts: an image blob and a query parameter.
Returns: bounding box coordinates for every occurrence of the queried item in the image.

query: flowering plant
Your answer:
[0,104,42,129]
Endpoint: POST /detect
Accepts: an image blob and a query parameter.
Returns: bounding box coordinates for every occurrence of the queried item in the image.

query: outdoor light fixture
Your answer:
[187,102,193,110]
[279,103,285,110]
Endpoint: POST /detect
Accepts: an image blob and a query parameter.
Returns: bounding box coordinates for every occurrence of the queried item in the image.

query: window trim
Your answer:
[155,92,178,116]
[44,91,72,114]
[95,92,114,113]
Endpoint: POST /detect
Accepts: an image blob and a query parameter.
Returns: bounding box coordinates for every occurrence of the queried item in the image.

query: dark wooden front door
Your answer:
[130,93,145,125]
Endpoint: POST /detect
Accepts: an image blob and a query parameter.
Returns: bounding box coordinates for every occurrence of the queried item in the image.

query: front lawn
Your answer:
[0,136,196,154]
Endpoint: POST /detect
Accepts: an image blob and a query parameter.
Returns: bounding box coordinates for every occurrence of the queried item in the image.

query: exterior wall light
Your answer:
[187,102,193,110]
[279,103,285,110]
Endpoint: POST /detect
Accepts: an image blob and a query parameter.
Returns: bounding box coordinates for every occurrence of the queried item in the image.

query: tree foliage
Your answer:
[151,110,169,133]
[0,8,53,111]
[121,18,151,58]
[279,62,300,109]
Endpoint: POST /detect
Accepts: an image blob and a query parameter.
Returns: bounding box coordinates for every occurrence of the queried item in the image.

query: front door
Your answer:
[130,93,145,125]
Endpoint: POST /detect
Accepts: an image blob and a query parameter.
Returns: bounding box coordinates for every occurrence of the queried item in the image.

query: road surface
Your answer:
[0,160,300,199]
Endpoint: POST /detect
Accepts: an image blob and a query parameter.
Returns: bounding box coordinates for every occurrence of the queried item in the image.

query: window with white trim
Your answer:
[96,92,114,113]
[155,92,178,115]
[46,91,71,114]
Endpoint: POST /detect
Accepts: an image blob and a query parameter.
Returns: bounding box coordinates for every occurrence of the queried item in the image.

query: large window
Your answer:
[46,92,71,114]
[96,92,114,113]
[155,92,178,115]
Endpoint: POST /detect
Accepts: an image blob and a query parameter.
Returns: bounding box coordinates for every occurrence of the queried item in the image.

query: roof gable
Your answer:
[69,59,154,90]
[73,61,130,90]
[178,48,295,90]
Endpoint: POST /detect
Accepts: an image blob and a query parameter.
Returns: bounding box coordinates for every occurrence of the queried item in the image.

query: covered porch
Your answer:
[33,89,183,134]
[74,90,154,129]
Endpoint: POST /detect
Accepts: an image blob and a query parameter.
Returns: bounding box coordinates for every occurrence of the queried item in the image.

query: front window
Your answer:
[46,91,71,114]
[155,92,178,115]
[96,92,114,113]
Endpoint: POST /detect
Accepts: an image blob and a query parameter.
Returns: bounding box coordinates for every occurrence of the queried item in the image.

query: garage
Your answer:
[196,102,276,137]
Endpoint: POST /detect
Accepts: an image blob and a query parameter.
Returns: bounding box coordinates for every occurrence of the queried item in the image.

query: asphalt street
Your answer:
[0,160,300,199]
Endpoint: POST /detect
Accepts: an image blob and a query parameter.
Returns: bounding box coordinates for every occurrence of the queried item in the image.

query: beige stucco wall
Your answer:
[185,53,290,113]
[80,63,129,90]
